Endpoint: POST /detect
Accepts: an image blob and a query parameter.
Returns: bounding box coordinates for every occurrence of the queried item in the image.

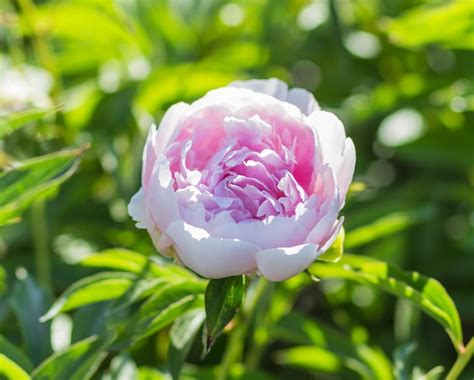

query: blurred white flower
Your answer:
[0,58,53,115]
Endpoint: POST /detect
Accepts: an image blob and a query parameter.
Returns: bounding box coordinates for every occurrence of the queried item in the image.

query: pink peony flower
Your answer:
[128,78,355,281]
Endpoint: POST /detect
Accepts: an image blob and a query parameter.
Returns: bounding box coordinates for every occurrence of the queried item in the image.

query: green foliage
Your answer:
[0,146,87,226]
[344,207,433,249]
[0,336,34,373]
[0,266,5,295]
[8,271,52,365]
[0,108,54,138]
[204,276,245,352]
[273,312,393,379]
[0,354,30,380]
[383,1,474,50]
[31,335,111,380]
[41,272,137,321]
[310,255,463,351]
[168,309,206,379]
[1,0,473,378]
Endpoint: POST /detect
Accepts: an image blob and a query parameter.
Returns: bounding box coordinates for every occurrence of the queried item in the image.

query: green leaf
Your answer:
[112,281,205,348]
[81,249,196,280]
[0,145,88,226]
[0,265,6,295]
[383,1,474,50]
[413,365,444,380]
[275,346,341,373]
[345,207,433,249]
[317,228,344,262]
[168,309,205,380]
[309,255,463,351]
[204,276,244,352]
[31,335,112,380]
[41,272,136,321]
[0,108,55,138]
[273,312,393,379]
[0,336,34,373]
[8,271,52,365]
[0,354,30,380]
[399,127,474,169]
[71,302,111,343]
[137,367,170,380]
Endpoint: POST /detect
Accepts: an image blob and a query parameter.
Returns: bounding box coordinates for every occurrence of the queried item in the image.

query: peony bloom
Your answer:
[128,78,355,281]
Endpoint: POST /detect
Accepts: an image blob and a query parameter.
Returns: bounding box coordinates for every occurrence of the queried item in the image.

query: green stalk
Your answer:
[446,337,474,380]
[217,277,270,380]
[246,282,275,369]
[31,199,52,295]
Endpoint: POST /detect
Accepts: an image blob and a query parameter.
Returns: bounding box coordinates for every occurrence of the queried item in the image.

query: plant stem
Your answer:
[32,199,52,295]
[246,282,274,369]
[217,277,270,380]
[446,337,474,380]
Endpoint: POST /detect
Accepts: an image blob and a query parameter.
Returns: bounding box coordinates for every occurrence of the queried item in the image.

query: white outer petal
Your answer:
[286,88,320,115]
[128,186,175,254]
[145,156,181,234]
[166,221,259,278]
[256,244,318,282]
[154,102,190,157]
[308,110,356,202]
[338,138,356,203]
[208,198,318,250]
[319,217,344,253]
[229,78,319,115]
[128,187,147,229]
[229,78,288,100]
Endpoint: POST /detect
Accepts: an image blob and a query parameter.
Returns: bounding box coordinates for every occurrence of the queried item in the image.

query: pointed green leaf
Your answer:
[275,346,341,373]
[345,207,433,249]
[168,309,205,379]
[41,272,136,321]
[383,1,474,49]
[31,335,112,380]
[204,276,244,352]
[0,145,88,226]
[310,255,463,351]
[0,108,56,138]
[273,312,393,379]
[8,271,52,365]
[0,354,30,380]
[112,281,205,348]
[0,336,34,373]
[80,249,196,280]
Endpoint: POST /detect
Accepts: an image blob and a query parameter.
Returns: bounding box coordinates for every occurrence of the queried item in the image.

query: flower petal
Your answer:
[229,78,319,116]
[308,111,355,201]
[154,102,190,157]
[166,220,259,278]
[256,244,318,281]
[286,88,320,115]
[145,156,181,233]
[229,78,288,100]
[338,137,356,202]
[128,187,147,229]
[319,217,344,253]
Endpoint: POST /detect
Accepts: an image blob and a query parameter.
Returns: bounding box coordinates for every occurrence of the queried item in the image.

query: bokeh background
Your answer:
[1,0,473,378]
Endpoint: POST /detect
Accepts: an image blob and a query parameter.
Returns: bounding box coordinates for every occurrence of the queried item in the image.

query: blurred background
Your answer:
[1,0,473,378]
